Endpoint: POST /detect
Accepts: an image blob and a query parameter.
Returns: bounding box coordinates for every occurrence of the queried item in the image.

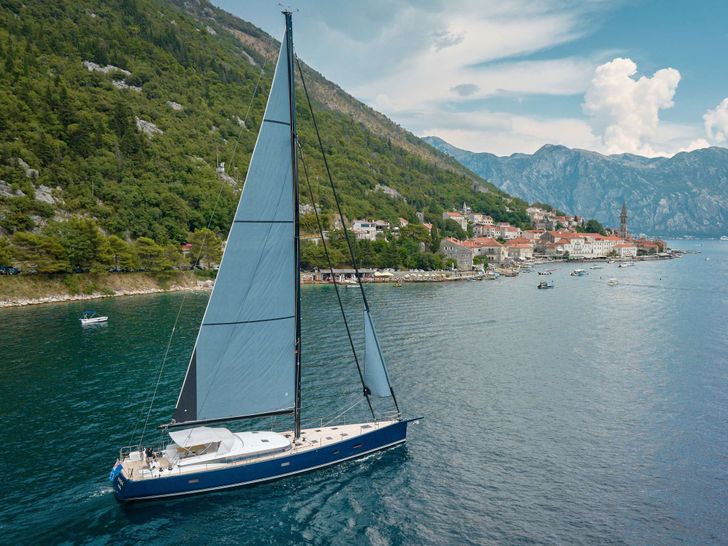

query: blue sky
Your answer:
[212,0,728,156]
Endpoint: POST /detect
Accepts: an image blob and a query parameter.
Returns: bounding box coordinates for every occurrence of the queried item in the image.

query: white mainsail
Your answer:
[174,35,296,424]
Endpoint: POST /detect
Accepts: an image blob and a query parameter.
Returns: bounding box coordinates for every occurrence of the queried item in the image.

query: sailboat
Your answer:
[110,12,417,502]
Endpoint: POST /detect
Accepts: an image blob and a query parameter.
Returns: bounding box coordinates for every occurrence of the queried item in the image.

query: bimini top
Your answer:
[168,426,236,448]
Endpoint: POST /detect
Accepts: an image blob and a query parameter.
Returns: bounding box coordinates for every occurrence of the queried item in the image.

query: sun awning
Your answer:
[168,426,236,448]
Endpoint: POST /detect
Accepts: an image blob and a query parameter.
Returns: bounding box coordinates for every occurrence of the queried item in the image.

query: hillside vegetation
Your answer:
[0,0,530,274]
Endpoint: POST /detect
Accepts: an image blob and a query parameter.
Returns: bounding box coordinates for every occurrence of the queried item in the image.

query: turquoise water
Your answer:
[1,240,727,544]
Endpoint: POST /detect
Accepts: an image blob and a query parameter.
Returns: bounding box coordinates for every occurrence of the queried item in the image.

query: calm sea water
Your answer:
[1,240,727,545]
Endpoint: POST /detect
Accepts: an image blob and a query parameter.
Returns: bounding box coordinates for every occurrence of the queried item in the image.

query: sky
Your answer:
[212,0,728,157]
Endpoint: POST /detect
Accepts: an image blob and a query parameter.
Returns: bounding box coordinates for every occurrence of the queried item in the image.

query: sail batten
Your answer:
[174,34,296,425]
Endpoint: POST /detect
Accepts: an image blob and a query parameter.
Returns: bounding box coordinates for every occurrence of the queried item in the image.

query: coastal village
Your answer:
[437,203,666,270]
[305,202,671,284]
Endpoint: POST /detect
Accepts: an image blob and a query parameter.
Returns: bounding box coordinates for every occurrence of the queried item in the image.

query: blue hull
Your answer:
[113,420,408,502]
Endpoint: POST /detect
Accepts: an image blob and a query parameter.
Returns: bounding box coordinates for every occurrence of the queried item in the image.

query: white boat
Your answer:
[607,278,619,286]
[618,262,634,268]
[570,269,587,276]
[110,12,417,503]
[590,266,603,270]
[80,311,108,325]
[720,235,728,241]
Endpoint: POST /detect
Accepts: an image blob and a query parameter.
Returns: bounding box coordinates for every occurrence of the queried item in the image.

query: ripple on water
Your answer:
[1,243,727,544]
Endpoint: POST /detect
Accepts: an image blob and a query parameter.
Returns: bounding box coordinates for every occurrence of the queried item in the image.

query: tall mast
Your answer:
[285,11,303,439]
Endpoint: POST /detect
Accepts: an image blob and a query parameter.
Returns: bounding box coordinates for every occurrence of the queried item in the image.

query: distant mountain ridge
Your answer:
[424,136,728,237]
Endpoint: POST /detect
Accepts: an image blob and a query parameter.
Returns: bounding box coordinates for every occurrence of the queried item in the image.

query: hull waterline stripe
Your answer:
[203,315,294,327]
[120,438,406,501]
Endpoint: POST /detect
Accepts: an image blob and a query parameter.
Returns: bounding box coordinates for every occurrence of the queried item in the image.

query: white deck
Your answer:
[122,420,397,481]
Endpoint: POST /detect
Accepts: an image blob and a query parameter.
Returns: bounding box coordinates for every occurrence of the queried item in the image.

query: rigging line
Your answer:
[297,59,401,415]
[134,64,270,446]
[298,142,375,420]
[225,59,269,176]
[322,397,366,427]
[295,60,370,311]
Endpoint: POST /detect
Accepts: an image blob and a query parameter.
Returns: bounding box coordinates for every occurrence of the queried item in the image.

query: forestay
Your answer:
[174,34,296,424]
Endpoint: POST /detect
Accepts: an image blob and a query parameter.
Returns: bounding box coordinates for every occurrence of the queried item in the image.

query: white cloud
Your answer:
[704,98,728,143]
[220,1,719,157]
[415,109,600,155]
[582,58,681,156]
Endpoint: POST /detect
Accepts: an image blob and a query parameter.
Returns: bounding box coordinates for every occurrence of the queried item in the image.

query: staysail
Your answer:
[174,34,296,424]
[363,310,393,397]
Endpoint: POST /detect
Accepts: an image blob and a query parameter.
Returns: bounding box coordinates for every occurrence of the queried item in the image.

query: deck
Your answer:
[121,420,397,481]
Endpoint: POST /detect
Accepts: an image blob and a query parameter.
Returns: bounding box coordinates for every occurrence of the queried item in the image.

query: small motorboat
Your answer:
[537,281,555,289]
[618,262,634,268]
[590,265,603,270]
[80,311,108,325]
[570,269,587,276]
[607,278,619,286]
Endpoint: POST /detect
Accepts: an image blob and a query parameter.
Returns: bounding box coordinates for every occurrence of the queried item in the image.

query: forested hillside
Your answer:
[0,0,529,274]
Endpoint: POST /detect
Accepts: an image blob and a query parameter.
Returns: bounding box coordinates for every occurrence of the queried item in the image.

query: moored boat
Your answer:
[80,311,108,325]
[537,281,554,289]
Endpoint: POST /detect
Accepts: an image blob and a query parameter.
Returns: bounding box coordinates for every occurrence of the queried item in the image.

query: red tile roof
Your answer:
[467,237,503,248]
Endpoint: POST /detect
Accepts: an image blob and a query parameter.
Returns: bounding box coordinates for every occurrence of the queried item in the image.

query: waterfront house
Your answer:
[439,237,474,269]
[614,243,637,258]
[467,237,508,264]
[506,238,534,260]
[635,238,660,255]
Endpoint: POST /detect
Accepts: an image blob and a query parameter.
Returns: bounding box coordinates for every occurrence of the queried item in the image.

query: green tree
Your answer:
[47,218,104,271]
[164,243,186,269]
[12,232,70,273]
[189,228,223,269]
[581,219,607,235]
[439,219,467,240]
[106,235,138,271]
[0,236,13,266]
[134,237,167,272]
[473,255,489,267]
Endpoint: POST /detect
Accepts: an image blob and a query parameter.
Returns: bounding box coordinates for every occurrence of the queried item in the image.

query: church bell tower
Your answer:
[619,202,628,240]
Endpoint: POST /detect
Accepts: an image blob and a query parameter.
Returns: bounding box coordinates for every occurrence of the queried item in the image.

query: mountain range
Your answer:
[424,136,728,237]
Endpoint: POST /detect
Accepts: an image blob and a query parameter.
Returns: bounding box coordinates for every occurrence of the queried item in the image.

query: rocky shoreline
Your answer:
[0,254,679,309]
[0,279,214,308]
